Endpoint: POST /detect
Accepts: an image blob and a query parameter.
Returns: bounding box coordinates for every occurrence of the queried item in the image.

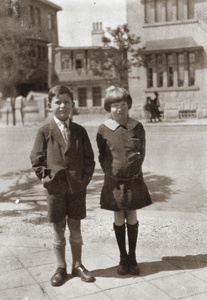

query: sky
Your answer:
[49,0,126,47]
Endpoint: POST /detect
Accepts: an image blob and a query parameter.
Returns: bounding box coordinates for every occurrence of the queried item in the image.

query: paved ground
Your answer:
[1,115,207,299]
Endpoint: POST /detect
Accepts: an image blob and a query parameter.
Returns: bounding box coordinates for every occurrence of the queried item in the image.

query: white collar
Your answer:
[104,118,139,131]
[54,116,70,128]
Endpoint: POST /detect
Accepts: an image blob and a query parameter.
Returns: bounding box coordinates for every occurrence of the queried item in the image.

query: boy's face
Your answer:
[50,93,73,121]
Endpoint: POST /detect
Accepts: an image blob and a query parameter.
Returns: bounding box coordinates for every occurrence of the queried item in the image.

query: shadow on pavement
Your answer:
[144,172,180,203]
[91,254,207,278]
[0,168,47,214]
[0,168,177,213]
[88,169,177,207]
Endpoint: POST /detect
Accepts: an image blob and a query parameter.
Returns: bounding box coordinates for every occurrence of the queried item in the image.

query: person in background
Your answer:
[153,92,161,121]
[30,85,95,286]
[15,95,25,125]
[144,96,153,122]
[96,86,152,276]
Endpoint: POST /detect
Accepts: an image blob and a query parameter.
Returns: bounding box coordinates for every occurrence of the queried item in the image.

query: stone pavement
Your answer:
[1,116,207,299]
[1,211,207,300]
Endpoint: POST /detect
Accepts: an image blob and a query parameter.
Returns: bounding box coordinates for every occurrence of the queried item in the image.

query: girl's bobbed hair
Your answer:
[104,86,132,112]
[48,85,73,104]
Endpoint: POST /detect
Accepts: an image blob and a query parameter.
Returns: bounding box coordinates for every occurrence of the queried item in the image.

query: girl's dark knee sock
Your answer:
[113,223,127,258]
[127,221,139,259]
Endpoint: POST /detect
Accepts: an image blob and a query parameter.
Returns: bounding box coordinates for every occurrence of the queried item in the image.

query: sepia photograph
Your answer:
[0,0,207,299]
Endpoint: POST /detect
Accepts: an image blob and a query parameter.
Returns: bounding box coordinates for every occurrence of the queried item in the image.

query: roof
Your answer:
[54,46,117,51]
[142,37,203,53]
[37,0,62,11]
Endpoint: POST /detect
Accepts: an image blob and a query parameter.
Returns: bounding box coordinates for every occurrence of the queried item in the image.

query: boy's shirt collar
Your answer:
[54,116,70,129]
[104,118,139,131]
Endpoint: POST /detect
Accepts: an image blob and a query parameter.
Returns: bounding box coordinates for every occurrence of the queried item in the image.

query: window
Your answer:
[13,0,20,17]
[155,0,164,23]
[145,0,155,23]
[144,0,195,24]
[30,46,36,58]
[36,45,46,60]
[167,54,174,87]
[146,51,197,89]
[29,5,35,25]
[36,8,41,25]
[7,0,13,16]
[78,88,87,107]
[178,53,185,86]
[157,55,163,87]
[188,52,195,86]
[48,14,55,30]
[48,14,52,29]
[188,0,195,19]
[146,55,153,88]
[92,87,101,106]
[42,46,47,59]
[147,68,153,88]
[37,45,41,59]
[166,0,173,21]
[75,59,83,69]
[177,0,184,21]
[7,0,21,17]
[61,53,70,70]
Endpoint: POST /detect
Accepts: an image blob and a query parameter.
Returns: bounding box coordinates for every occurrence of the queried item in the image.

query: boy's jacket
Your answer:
[30,118,95,222]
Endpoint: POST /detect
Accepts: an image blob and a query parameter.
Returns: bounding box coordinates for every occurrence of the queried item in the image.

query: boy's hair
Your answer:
[104,86,132,112]
[48,85,73,104]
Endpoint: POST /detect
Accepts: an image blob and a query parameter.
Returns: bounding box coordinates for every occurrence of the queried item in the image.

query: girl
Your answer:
[96,86,152,275]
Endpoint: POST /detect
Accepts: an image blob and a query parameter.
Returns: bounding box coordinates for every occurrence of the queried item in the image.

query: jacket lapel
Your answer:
[49,118,66,149]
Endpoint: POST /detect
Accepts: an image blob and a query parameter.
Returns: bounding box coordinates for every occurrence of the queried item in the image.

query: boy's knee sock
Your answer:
[113,223,127,258]
[69,236,83,269]
[53,239,66,269]
[127,221,139,260]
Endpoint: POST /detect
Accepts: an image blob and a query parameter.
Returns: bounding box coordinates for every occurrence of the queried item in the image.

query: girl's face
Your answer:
[51,93,73,121]
[110,100,129,123]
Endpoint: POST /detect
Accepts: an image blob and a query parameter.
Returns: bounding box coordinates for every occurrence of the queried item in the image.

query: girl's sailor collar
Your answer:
[104,118,139,131]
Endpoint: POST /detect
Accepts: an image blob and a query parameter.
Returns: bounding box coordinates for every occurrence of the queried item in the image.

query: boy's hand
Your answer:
[41,176,51,184]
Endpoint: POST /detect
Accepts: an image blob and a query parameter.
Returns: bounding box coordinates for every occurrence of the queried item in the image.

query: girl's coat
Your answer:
[97,118,152,211]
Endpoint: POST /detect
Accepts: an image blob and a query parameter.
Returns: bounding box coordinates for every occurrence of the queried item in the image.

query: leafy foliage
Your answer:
[0,24,46,97]
[98,24,144,86]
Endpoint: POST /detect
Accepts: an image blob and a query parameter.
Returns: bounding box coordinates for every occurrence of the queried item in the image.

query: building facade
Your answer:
[0,0,61,96]
[127,0,207,118]
[48,22,126,113]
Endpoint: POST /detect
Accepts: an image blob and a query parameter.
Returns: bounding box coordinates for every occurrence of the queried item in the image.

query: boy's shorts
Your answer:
[47,190,86,222]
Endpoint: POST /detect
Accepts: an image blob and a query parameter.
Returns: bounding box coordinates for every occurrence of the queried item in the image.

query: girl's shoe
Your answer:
[128,258,140,275]
[117,257,128,275]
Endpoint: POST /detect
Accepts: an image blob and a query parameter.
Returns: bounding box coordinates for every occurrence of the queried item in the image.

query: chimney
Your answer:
[91,22,104,46]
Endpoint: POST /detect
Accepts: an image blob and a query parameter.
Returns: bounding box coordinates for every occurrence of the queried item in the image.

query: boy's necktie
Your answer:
[62,122,69,144]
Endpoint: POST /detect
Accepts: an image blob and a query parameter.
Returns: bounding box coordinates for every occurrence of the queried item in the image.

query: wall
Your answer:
[126,0,207,118]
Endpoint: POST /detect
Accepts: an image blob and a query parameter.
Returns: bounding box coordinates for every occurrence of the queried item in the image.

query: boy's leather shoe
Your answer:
[128,259,140,275]
[51,267,67,286]
[72,264,95,282]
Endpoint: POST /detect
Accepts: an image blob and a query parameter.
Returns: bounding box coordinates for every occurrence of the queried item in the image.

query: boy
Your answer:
[30,85,95,286]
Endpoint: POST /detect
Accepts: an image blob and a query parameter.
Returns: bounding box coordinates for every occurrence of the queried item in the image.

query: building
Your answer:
[48,22,127,113]
[126,0,207,119]
[0,0,61,96]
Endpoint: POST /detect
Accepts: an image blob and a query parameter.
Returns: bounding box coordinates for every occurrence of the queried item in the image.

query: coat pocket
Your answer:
[43,170,68,196]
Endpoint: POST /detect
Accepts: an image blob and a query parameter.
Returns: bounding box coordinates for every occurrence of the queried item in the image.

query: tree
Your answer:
[94,24,144,88]
[0,26,47,97]
[0,24,47,124]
